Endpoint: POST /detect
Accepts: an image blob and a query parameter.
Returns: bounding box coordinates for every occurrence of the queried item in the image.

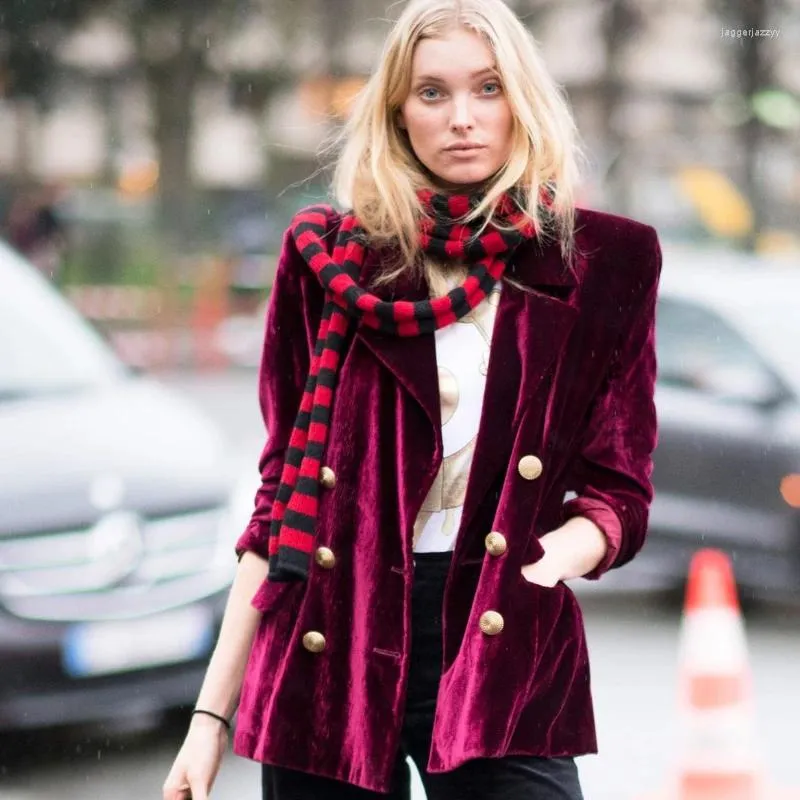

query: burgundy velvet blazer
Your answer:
[233,205,662,792]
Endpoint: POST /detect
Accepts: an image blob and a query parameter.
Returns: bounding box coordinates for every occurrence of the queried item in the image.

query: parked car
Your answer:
[0,240,245,731]
[615,246,800,598]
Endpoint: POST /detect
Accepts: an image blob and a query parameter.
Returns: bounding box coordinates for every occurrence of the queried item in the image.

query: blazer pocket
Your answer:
[522,529,546,566]
[518,569,565,593]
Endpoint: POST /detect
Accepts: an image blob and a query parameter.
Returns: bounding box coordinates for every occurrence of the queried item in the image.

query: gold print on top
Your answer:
[413,278,502,549]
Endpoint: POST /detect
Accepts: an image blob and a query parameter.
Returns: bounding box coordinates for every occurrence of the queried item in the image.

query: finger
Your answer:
[162,784,191,800]
[188,779,208,800]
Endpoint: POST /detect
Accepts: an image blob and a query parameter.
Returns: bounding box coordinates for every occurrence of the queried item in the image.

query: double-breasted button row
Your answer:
[482,532,507,634]
[303,544,336,653]
[518,454,543,481]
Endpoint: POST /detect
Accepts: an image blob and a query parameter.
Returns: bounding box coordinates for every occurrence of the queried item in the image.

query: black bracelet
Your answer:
[191,708,231,730]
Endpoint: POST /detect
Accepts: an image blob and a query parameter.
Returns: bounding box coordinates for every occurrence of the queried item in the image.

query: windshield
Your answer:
[0,242,125,400]
[726,297,800,398]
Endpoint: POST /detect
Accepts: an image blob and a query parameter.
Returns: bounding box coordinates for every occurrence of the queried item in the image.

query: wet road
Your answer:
[2,371,799,800]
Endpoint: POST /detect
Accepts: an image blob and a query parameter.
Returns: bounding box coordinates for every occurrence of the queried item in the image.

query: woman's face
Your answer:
[399,26,514,191]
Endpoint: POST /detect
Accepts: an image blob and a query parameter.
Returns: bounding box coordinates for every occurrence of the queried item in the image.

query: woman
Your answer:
[163,0,661,798]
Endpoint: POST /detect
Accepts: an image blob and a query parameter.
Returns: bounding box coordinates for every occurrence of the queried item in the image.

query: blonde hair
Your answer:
[331,0,583,291]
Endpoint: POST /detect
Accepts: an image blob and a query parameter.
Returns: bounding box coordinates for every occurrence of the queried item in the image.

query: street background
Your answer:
[2,0,800,798]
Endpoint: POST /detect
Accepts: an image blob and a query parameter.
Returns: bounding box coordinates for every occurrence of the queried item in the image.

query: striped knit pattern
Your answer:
[268,189,538,581]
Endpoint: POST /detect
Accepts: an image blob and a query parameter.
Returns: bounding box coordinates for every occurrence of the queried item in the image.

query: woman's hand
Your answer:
[162,552,268,798]
[520,517,609,587]
[162,714,229,800]
[520,544,565,587]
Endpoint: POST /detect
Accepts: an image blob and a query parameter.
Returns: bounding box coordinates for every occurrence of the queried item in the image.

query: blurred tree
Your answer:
[0,0,103,180]
[599,0,644,215]
[713,0,784,249]
[317,0,352,178]
[128,0,216,246]
[108,0,308,250]
[731,0,772,250]
[320,0,351,83]
[0,0,102,102]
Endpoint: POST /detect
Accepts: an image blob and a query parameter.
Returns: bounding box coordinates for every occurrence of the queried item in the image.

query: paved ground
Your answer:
[1,370,798,800]
[2,593,798,800]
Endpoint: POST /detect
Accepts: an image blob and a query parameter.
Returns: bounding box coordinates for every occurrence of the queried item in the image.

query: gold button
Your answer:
[302,631,326,653]
[315,546,336,569]
[319,466,336,489]
[518,454,543,481]
[479,610,504,636]
[484,532,507,557]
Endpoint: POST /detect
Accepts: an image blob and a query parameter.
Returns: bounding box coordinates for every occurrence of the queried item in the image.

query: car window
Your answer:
[0,243,125,401]
[656,296,783,405]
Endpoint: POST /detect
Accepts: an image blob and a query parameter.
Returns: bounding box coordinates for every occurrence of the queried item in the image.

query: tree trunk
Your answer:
[599,0,642,214]
[600,1,638,215]
[735,0,770,250]
[143,6,203,254]
[149,63,197,250]
[319,0,352,122]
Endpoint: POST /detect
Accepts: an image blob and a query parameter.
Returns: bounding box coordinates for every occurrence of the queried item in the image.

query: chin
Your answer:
[434,167,496,190]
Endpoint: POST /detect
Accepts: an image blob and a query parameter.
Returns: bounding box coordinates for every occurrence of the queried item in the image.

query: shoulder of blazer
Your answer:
[278,204,346,292]
[574,206,658,245]
[572,206,661,298]
[286,203,345,251]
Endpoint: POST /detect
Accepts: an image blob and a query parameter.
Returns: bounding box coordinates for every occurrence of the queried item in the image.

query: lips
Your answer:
[444,143,486,152]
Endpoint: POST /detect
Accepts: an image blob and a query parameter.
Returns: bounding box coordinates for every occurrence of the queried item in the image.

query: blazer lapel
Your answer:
[351,238,581,539]
[457,239,580,538]
[353,249,442,434]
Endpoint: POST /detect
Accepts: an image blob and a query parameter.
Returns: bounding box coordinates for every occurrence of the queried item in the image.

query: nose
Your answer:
[449,94,475,132]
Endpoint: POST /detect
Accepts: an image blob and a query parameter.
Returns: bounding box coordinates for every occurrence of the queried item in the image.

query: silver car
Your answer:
[618,246,800,598]
[0,241,242,731]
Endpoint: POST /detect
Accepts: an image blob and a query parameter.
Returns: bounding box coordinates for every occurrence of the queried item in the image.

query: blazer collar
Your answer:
[505,237,578,290]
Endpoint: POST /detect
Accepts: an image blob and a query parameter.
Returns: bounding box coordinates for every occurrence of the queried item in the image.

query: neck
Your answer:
[431,181,489,195]
[424,167,496,196]
[425,257,468,298]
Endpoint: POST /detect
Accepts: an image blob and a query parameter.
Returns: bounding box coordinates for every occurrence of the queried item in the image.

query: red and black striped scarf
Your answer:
[268,189,538,581]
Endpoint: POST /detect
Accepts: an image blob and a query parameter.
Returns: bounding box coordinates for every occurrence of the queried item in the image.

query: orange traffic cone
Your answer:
[639,549,800,800]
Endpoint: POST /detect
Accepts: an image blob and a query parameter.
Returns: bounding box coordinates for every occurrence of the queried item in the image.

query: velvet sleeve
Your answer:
[563,228,662,580]
[234,210,332,560]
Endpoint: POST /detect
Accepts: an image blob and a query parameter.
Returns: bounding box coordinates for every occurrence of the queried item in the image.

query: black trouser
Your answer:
[262,552,584,799]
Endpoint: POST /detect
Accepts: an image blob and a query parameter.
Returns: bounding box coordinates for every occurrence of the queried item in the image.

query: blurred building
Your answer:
[1,0,799,242]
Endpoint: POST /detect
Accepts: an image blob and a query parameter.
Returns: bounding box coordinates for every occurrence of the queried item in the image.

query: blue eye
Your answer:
[482,81,501,95]
[420,87,441,100]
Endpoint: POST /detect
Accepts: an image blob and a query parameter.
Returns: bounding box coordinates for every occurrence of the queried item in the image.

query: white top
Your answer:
[412,277,503,553]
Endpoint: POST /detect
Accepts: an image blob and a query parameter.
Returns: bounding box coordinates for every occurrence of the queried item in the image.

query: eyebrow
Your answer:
[413,67,498,84]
